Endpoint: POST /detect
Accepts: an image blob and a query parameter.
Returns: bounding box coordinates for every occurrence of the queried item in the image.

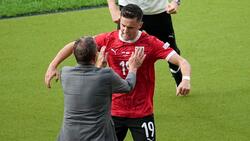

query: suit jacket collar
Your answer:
[76,64,95,68]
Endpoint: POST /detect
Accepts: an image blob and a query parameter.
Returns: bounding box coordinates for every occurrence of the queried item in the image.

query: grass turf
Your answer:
[0,0,250,140]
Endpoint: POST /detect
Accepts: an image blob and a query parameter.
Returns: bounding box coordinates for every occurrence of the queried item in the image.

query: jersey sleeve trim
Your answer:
[165,50,176,61]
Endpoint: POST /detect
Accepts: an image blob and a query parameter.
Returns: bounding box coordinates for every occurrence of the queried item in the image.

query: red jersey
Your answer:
[95,30,175,118]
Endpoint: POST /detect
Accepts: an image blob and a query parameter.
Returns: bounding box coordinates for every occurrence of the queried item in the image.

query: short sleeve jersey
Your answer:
[95,30,175,118]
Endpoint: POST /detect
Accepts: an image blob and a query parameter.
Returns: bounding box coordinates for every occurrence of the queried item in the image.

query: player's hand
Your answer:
[128,47,146,72]
[166,1,179,14]
[96,46,108,68]
[176,79,191,96]
[45,66,59,88]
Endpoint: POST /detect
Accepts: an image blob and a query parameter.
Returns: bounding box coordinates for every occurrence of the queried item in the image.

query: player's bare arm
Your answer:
[45,41,75,88]
[167,53,191,96]
[107,0,121,23]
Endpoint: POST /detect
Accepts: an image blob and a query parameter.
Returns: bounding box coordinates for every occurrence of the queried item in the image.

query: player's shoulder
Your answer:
[95,30,118,39]
[140,31,163,43]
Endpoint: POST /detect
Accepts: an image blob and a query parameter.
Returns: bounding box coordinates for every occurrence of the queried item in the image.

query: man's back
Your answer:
[58,64,135,141]
[62,65,113,121]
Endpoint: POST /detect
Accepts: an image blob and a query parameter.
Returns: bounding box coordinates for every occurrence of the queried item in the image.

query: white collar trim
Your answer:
[119,30,142,43]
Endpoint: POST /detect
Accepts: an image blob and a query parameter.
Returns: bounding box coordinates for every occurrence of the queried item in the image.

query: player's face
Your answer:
[120,16,143,41]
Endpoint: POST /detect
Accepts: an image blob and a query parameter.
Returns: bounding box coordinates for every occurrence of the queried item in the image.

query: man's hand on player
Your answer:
[128,47,146,73]
[96,46,108,68]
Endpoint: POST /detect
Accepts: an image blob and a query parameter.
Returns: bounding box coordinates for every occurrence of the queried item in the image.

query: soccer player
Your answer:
[45,4,191,141]
[54,36,145,141]
[107,0,183,87]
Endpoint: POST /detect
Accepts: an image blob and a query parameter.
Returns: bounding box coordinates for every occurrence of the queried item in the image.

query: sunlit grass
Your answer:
[0,0,250,140]
[0,0,107,18]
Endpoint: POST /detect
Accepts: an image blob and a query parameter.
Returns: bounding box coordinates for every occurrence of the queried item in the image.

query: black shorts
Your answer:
[112,114,156,141]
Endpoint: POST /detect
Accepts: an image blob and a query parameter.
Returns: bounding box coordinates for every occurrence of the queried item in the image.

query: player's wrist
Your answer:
[49,63,58,69]
[182,75,190,81]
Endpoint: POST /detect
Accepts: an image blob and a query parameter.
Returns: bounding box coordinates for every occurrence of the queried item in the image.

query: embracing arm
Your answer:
[44,41,75,88]
[168,53,191,96]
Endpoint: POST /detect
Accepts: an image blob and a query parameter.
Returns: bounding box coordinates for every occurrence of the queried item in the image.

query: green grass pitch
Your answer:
[0,0,250,140]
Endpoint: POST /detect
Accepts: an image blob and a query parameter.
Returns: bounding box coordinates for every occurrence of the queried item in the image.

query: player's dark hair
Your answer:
[121,4,143,22]
[73,36,97,65]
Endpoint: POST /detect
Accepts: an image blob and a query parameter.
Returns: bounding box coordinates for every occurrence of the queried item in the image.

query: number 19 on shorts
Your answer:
[142,121,155,140]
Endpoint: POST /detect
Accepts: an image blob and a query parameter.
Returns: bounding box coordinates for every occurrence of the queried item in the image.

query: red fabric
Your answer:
[95,31,174,118]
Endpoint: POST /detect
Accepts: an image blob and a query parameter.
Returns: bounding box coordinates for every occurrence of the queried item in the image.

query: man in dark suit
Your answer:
[54,36,145,141]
